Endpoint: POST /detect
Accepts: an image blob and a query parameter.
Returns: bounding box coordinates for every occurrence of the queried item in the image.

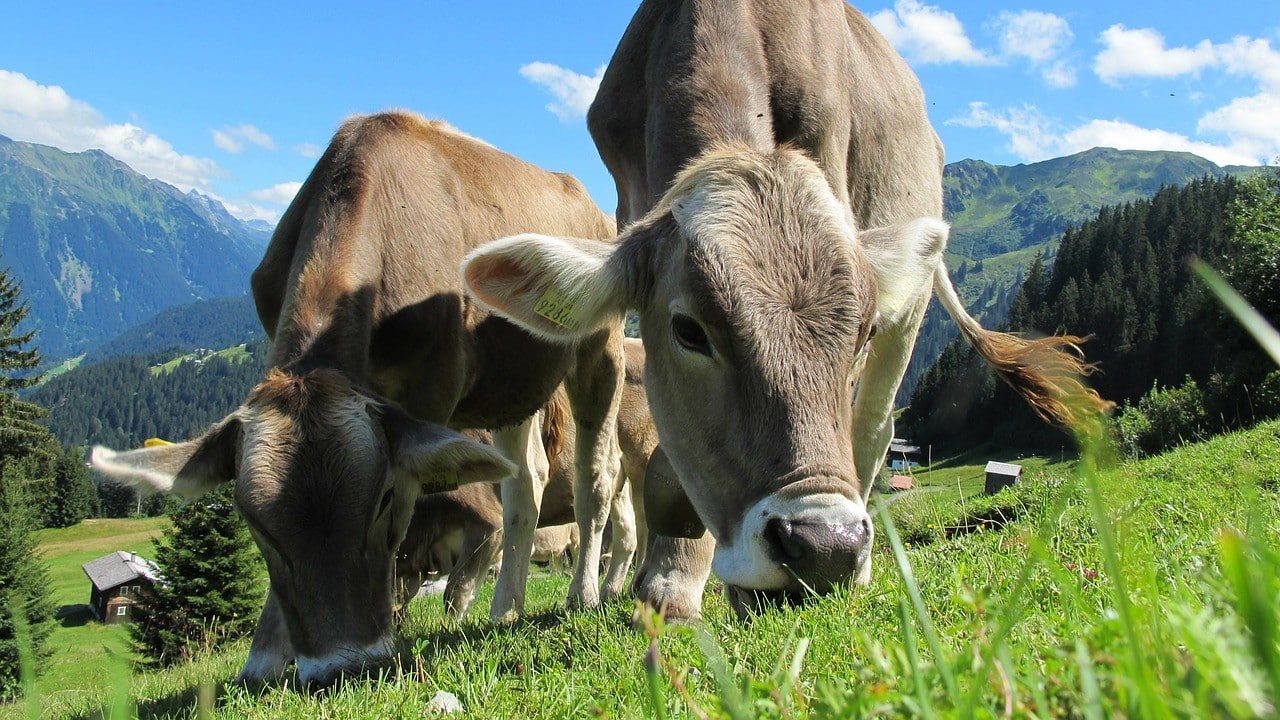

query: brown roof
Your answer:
[890,475,915,491]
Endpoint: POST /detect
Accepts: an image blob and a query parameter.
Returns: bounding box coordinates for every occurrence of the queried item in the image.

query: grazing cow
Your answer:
[463,0,1107,618]
[396,384,642,616]
[91,110,625,686]
[397,339,658,616]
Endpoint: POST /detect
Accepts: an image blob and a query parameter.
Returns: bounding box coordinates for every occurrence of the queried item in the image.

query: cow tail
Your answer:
[540,388,571,467]
[932,268,1114,428]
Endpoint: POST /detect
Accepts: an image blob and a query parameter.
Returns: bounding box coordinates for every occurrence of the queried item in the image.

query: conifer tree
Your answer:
[0,466,54,699]
[0,269,51,462]
[131,485,263,666]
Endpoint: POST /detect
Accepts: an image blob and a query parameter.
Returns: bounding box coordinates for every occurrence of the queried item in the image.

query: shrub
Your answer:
[1118,377,1209,457]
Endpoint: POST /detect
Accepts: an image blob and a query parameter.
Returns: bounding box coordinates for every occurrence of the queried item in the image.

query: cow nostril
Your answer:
[763,517,806,562]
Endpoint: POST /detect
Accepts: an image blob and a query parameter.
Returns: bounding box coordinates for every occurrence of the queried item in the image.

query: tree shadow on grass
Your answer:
[55,604,93,628]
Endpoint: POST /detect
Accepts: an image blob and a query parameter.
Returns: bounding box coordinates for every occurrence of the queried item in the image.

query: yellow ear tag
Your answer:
[533,286,585,331]
[422,466,459,492]
[144,438,173,447]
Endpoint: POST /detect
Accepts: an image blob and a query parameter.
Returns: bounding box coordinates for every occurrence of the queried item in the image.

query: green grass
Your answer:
[8,421,1280,719]
[24,518,168,707]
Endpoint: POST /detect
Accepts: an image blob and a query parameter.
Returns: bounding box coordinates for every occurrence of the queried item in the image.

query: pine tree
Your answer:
[0,270,49,461]
[131,485,263,666]
[45,447,100,528]
[0,468,54,700]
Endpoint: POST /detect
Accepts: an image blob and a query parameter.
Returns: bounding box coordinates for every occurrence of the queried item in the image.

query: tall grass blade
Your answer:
[1190,258,1280,366]
[643,640,672,720]
[1219,528,1280,699]
[1075,637,1105,720]
[1076,429,1168,720]
[693,625,752,720]
[878,508,960,703]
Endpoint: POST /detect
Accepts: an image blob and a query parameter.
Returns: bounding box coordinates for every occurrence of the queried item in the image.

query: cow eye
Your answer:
[671,313,712,356]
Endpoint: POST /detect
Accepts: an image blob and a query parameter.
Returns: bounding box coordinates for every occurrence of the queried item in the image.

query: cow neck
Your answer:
[269,285,375,381]
[675,0,775,155]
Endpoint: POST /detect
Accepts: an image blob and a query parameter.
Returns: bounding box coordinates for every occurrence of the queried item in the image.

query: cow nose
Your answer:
[762,515,871,587]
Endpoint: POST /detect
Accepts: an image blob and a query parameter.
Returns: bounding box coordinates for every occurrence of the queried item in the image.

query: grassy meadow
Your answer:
[7,420,1280,719]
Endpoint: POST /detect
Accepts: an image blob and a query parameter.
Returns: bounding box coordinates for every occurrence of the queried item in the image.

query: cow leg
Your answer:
[443,524,503,618]
[490,415,549,623]
[631,531,715,622]
[851,291,931,584]
[602,465,638,600]
[627,463,649,569]
[235,590,295,684]
[565,328,625,609]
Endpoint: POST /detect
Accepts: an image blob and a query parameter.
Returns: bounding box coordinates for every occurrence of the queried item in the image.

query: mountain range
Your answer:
[0,134,270,360]
[0,136,1261,378]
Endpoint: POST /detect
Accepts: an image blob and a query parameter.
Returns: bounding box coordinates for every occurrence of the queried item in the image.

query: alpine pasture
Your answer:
[10,419,1280,719]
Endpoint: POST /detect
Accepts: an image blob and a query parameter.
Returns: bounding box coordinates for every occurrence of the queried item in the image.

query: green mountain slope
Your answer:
[896,147,1262,405]
[944,146,1247,260]
[0,135,270,360]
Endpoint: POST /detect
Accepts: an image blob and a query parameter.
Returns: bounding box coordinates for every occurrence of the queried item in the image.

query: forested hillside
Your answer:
[896,147,1259,404]
[30,341,268,449]
[0,135,269,360]
[902,170,1280,449]
[81,295,262,364]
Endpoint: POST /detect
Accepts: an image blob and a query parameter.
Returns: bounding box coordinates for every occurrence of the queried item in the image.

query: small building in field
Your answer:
[889,474,915,492]
[984,461,1023,494]
[887,438,922,472]
[82,551,163,623]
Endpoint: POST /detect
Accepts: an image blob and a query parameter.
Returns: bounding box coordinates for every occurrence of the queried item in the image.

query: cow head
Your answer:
[463,146,945,612]
[91,368,513,686]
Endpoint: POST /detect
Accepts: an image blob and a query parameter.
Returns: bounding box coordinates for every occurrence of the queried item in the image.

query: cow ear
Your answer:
[643,445,705,539]
[384,409,516,492]
[91,416,241,500]
[463,220,658,342]
[858,218,948,324]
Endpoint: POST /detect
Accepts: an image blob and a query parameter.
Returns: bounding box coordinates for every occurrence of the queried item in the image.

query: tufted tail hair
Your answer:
[539,387,572,467]
[934,268,1114,428]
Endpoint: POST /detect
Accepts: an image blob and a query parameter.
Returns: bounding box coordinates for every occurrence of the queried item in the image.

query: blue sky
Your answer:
[1,1,1277,223]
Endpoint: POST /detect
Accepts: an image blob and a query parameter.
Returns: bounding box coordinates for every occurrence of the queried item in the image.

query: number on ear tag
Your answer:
[533,286,585,331]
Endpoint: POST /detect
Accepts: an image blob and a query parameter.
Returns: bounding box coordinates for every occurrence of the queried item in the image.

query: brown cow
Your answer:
[396,377,652,616]
[463,0,1106,619]
[91,111,626,686]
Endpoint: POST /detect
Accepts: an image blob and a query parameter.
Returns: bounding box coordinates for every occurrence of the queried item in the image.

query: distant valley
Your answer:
[0,137,1261,415]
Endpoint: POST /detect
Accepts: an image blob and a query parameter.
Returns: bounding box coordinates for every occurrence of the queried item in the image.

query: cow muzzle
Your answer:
[296,636,396,690]
[711,483,872,601]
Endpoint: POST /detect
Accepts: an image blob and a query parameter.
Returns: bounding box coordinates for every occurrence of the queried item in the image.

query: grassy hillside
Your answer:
[8,419,1278,718]
[25,518,169,705]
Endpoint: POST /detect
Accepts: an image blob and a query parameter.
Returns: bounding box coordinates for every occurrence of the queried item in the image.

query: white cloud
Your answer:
[1041,60,1078,89]
[518,62,605,122]
[211,123,276,154]
[1095,26,1217,84]
[247,181,302,206]
[0,69,225,191]
[949,102,1268,167]
[218,197,283,224]
[294,142,322,159]
[869,0,994,66]
[1088,29,1280,164]
[996,11,1072,63]
[993,11,1076,87]
[949,103,1060,160]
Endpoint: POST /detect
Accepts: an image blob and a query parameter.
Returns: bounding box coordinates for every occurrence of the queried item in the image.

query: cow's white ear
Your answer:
[386,412,516,492]
[462,233,629,342]
[858,218,949,324]
[90,417,241,500]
